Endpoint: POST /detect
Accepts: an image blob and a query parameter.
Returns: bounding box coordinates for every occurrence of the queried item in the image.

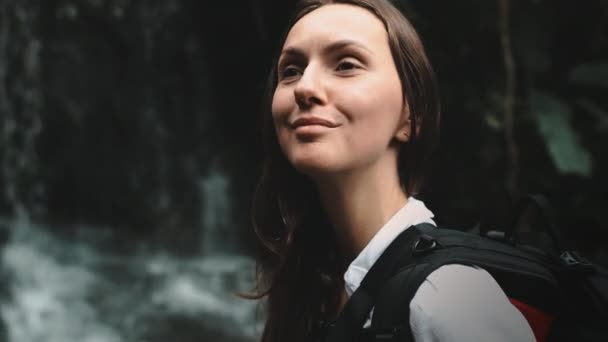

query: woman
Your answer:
[251,0,535,341]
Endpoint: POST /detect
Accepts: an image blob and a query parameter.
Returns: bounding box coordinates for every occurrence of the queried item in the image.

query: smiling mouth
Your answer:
[291,117,339,129]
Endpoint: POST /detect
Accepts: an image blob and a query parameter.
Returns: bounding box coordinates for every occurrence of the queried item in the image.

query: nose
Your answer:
[293,64,326,109]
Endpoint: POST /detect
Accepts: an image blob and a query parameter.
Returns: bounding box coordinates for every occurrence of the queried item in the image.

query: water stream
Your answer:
[0,214,260,342]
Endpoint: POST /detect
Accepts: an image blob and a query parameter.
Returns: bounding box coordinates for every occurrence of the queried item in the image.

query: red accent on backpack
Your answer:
[509,297,554,342]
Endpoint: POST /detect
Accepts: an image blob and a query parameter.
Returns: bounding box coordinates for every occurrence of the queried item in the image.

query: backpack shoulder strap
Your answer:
[322,225,425,342]
[365,259,446,341]
[363,223,461,341]
[364,224,563,342]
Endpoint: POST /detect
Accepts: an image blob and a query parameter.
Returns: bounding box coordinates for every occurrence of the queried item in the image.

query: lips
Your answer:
[291,116,339,129]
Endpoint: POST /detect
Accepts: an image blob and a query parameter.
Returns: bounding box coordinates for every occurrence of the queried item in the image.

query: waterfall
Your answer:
[199,160,237,256]
[0,2,263,340]
[0,0,44,220]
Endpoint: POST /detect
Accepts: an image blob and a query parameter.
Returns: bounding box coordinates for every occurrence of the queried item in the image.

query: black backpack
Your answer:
[318,196,608,341]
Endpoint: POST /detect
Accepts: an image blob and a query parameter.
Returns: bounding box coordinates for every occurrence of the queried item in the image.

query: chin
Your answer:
[288,153,341,176]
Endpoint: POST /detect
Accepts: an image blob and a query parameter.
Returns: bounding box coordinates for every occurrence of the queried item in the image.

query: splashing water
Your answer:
[0,216,261,342]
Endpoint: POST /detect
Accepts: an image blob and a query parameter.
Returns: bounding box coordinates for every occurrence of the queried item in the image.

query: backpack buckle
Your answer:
[413,234,438,255]
[560,250,593,270]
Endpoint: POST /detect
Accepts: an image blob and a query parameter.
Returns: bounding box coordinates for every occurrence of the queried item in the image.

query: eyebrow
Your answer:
[279,39,373,63]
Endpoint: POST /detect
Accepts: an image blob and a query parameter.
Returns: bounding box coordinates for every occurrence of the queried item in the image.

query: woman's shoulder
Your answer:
[409,264,535,342]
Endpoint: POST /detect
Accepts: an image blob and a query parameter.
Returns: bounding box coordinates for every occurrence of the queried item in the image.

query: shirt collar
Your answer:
[343,197,435,297]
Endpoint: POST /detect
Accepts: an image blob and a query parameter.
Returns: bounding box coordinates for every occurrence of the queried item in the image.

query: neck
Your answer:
[313,157,407,262]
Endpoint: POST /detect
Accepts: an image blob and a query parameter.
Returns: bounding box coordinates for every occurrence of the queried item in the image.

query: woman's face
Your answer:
[272,4,407,176]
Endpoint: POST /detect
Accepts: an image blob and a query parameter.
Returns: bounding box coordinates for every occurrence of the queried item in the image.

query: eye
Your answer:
[336,61,356,71]
[335,59,361,73]
[279,66,302,80]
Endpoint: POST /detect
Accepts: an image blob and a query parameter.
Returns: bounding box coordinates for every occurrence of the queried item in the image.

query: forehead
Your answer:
[282,4,388,52]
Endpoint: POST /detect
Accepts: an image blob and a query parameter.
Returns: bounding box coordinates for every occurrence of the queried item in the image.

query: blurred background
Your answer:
[0,0,606,341]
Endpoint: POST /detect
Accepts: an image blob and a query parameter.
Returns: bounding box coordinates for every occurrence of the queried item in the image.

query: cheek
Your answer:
[270,90,283,122]
[271,86,293,116]
[270,88,292,152]
[368,74,403,116]
[337,76,403,129]
[271,89,288,129]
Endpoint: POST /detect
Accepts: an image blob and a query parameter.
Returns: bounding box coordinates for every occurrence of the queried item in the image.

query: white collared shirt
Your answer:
[343,197,535,341]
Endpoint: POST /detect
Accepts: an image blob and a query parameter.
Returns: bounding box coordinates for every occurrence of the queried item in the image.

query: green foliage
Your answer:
[529,90,592,177]
[569,62,608,88]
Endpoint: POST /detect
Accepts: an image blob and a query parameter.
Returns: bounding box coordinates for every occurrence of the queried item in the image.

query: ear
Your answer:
[394,106,412,143]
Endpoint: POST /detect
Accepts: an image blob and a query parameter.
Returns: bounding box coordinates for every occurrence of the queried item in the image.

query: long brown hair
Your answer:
[250,1,440,341]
